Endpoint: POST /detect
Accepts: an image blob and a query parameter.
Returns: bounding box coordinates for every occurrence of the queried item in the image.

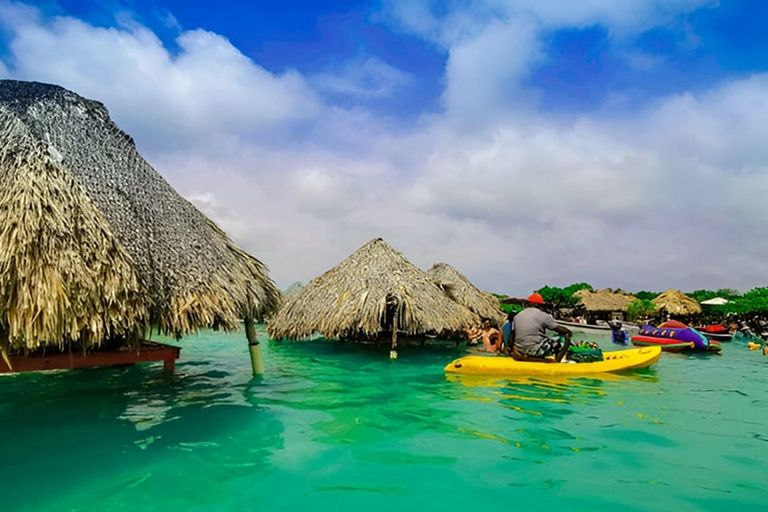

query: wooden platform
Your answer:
[0,341,181,374]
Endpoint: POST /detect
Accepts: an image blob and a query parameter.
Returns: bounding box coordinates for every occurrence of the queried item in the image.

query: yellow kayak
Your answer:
[444,346,661,376]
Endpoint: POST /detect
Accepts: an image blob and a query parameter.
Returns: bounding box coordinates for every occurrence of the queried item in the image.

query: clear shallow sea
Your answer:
[1,326,766,512]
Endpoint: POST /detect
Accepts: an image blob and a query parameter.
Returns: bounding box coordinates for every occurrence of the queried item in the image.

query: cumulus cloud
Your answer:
[1,0,766,296]
[383,0,716,41]
[382,0,717,123]
[312,57,413,98]
[1,3,319,153]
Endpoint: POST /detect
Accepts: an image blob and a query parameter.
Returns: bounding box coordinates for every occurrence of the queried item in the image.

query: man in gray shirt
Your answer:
[511,307,572,362]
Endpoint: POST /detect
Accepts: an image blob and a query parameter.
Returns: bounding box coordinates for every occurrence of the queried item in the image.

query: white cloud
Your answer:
[382,0,716,123]
[2,5,320,153]
[312,57,412,98]
[2,1,767,297]
[383,0,716,42]
[442,16,542,122]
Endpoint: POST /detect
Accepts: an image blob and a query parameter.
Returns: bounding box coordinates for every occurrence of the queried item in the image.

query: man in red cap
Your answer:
[509,292,572,362]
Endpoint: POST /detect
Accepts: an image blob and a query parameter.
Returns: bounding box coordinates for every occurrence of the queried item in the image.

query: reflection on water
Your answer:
[1,326,766,512]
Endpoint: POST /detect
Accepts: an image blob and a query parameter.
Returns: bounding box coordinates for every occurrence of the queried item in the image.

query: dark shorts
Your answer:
[533,338,563,358]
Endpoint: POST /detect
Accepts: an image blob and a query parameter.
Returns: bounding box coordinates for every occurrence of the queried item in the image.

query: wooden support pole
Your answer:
[390,309,398,360]
[245,317,264,375]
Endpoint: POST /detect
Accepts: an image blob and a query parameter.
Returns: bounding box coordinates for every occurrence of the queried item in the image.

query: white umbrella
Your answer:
[700,297,730,306]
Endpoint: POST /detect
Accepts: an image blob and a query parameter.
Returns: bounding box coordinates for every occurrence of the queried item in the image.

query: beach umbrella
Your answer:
[700,297,730,306]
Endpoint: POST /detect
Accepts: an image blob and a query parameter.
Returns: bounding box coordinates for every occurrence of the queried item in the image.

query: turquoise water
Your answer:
[1,326,766,512]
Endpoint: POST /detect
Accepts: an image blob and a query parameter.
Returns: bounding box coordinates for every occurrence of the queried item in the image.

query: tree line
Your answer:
[495,285,768,321]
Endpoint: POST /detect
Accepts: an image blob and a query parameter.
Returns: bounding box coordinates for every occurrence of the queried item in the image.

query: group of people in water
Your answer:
[465,294,768,359]
[464,293,574,363]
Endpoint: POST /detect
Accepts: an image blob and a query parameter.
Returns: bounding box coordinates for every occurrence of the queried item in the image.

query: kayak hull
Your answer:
[444,347,661,376]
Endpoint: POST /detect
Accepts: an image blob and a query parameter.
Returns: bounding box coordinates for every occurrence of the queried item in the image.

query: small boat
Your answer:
[556,320,610,331]
[695,324,733,342]
[596,320,641,329]
[444,347,661,376]
[700,331,732,342]
[631,324,722,353]
[556,319,640,331]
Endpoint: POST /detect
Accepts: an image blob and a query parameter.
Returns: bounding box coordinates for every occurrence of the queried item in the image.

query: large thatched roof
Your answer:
[268,238,480,340]
[574,288,637,312]
[0,80,280,354]
[652,289,701,316]
[427,262,505,326]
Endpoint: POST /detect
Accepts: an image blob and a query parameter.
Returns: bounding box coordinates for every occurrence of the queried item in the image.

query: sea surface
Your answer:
[1,326,766,512]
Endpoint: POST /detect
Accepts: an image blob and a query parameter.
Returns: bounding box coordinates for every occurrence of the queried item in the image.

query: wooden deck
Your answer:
[0,341,181,374]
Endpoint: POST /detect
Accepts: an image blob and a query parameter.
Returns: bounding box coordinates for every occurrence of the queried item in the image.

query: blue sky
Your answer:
[27,0,768,117]
[1,1,768,293]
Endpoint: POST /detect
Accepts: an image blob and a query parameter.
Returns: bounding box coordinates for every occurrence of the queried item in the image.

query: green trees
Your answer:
[634,291,658,301]
[717,287,768,314]
[626,299,656,322]
[686,289,740,303]
[535,283,593,308]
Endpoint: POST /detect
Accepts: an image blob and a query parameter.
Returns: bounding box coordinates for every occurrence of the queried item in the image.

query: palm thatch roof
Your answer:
[427,262,505,326]
[574,288,637,312]
[652,289,701,316]
[267,238,480,340]
[0,80,280,356]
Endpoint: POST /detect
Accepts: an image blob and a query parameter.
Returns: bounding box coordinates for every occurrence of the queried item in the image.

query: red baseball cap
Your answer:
[527,292,545,304]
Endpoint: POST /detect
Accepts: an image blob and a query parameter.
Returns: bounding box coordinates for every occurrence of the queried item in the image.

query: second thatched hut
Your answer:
[427,263,505,326]
[573,289,637,322]
[268,238,480,351]
[652,289,701,319]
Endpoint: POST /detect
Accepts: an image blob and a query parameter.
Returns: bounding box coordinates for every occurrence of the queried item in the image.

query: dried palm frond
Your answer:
[573,288,637,312]
[427,262,505,326]
[0,80,281,353]
[652,289,701,316]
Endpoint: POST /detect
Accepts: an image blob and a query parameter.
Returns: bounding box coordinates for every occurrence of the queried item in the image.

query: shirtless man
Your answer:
[465,319,502,353]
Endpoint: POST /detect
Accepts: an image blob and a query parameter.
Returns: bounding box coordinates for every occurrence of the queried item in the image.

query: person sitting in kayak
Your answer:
[464,319,502,353]
[510,295,572,363]
[500,311,517,354]
[607,320,629,345]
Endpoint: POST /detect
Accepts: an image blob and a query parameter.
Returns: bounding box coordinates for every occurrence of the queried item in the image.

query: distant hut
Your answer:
[652,289,701,318]
[0,80,280,372]
[427,263,505,326]
[283,282,305,299]
[268,238,479,353]
[574,289,637,322]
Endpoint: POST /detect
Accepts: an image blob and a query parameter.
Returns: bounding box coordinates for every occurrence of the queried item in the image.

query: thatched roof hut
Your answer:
[427,262,505,326]
[652,289,701,316]
[0,80,280,356]
[574,289,637,312]
[268,238,480,342]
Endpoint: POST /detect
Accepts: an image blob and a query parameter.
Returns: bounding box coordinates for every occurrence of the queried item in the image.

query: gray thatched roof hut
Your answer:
[574,289,637,312]
[427,262,505,326]
[268,238,480,343]
[0,80,280,357]
[652,289,701,316]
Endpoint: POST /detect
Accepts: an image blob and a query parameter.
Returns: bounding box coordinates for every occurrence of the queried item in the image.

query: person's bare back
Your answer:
[481,327,502,353]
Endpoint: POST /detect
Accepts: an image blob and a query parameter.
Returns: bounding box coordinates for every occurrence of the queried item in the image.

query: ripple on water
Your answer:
[1,327,767,512]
